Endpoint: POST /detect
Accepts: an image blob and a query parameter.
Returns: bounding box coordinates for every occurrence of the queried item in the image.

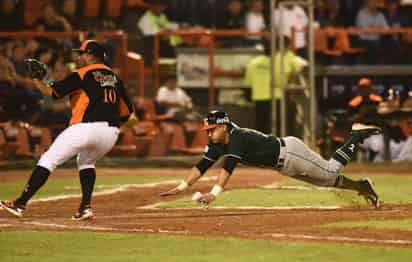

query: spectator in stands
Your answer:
[35,2,73,32]
[317,0,345,27]
[219,0,245,29]
[10,41,26,76]
[156,75,196,123]
[355,0,388,64]
[155,74,203,154]
[245,0,266,46]
[341,0,364,27]
[0,51,40,122]
[217,0,246,47]
[34,47,55,67]
[274,4,309,57]
[24,39,40,60]
[245,38,307,134]
[382,0,408,63]
[61,0,82,30]
[138,0,182,58]
[0,0,24,31]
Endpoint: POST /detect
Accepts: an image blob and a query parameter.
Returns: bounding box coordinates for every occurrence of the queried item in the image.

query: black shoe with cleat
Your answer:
[0,200,25,218]
[72,206,94,221]
[358,178,380,208]
[350,123,382,142]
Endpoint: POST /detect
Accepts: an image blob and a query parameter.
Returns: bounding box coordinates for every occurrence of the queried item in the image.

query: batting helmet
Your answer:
[201,110,231,130]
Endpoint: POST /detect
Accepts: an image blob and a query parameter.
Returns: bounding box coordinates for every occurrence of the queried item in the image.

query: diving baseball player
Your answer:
[160,110,381,207]
[1,40,133,220]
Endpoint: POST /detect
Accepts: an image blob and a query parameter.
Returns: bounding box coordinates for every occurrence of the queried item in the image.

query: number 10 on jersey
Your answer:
[104,88,117,103]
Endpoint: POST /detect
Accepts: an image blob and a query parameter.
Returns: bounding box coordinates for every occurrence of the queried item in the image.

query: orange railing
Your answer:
[153,27,412,107]
[292,27,412,55]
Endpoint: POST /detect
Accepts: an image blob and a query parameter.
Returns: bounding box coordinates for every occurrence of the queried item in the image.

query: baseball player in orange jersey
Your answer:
[0,40,133,220]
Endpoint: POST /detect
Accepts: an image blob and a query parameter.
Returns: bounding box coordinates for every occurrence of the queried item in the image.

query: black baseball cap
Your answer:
[201,110,231,131]
[72,40,106,59]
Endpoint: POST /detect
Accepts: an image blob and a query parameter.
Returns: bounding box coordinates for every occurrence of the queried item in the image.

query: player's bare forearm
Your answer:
[197,168,231,205]
[159,167,202,196]
[32,80,53,97]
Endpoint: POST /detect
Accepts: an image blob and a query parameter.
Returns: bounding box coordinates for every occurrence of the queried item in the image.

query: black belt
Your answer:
[276,138,286,169]
[83,121,119,127]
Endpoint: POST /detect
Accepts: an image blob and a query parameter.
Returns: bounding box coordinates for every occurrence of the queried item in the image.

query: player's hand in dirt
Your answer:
[197,193,216,206]
[159,187,182,197]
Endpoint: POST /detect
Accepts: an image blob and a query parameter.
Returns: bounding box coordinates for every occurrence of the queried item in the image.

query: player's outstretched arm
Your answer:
[197,156,238,205]
[159,167,203,196]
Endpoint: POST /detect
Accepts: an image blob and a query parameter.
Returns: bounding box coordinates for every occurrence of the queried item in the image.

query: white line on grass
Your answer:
[21,221,412,246]
[139,203,342,210]
[23,221,189,235]
[261,184,335,191]
[267,232,412,245]
[31,177,217,203]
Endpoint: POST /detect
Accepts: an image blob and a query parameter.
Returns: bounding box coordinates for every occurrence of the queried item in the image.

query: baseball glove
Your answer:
[24,59,48,80]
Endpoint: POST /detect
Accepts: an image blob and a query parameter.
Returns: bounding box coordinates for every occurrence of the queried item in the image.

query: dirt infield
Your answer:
[1,167,412,247]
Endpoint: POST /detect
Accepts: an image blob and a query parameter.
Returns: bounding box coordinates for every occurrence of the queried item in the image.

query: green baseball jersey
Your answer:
[203,127,281,168]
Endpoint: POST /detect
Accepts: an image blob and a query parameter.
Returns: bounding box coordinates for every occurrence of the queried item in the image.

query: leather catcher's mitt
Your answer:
[24,58,48,80]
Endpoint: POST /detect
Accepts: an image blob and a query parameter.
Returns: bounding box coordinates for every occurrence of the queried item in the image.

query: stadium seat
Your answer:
[24,0,48,26]
[126,0,149,8]
[314,29,342,56]
[105,0,123,17]
[84,0,102,17]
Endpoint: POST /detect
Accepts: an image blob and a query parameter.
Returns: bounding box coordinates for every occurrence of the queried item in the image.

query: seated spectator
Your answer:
[274,4,308,57]
[138,0,182,59]
[34,2,73,32]
[60,0,82,30]
[382,0,408,63]
[317,0,345,27]
[156,75,199,123]
[245,0,266,46]
[355,0,388,64]
[0,0,24,31]
[217,0,246,47]
[218,0,245,29]
[0,49,40,122]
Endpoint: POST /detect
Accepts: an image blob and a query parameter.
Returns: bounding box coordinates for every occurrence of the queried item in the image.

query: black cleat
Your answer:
[0,200,25,218]
[350,123,382,141]
[358,178,380,208]
[72,206,94,221]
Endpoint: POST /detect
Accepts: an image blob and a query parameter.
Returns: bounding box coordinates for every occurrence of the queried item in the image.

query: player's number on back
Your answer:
[104,88,116,104]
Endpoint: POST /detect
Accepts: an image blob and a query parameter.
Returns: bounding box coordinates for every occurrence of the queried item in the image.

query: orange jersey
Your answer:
[50,63,133,126]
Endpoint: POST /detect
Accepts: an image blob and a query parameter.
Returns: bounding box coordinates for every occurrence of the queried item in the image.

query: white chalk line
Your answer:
[261,184,335,191]
[21,221,412,246]
[30,176,217,203]
[139,201,342,210]
[266,232,412,245]
[23,221,189,235]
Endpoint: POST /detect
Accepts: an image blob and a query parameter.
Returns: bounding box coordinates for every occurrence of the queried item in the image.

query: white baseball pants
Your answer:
[38,122,119,172]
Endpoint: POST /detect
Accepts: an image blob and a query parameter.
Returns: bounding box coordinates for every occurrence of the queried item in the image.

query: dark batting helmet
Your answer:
[201,110,231,130]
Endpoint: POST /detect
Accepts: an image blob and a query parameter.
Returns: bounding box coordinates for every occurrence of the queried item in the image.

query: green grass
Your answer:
[0,175,180,200]
[159,175,412,208]
[324,218,412,232]
[0,231,411,262]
